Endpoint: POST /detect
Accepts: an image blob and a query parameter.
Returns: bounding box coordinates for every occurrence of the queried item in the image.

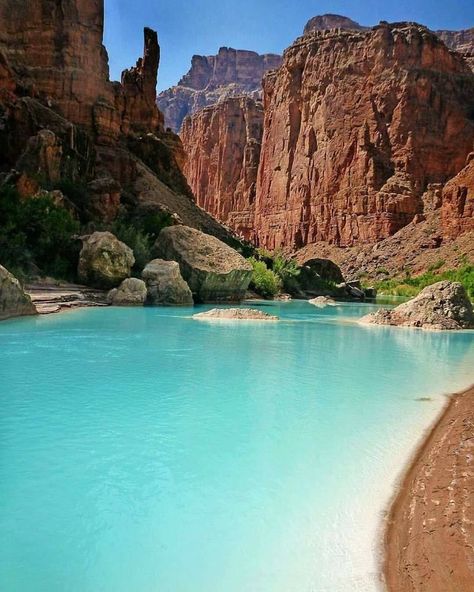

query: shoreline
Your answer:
[383,384,474,591]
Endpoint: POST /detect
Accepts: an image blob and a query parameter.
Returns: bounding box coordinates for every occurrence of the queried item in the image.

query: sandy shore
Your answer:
[384,385,474,591]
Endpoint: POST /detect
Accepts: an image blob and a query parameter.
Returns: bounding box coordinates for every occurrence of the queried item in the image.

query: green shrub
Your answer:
[0,185,80,279]
[272,253,300,292]
[248,257,282,298]
[111,221,152,272]
[374,265,474,299]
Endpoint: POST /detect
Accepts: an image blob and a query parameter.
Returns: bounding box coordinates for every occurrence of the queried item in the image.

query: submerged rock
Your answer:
[360,281,474,330]
[193,308,278,321]
[0,265,37,321]
[142,259,193,306]
[78,232,135,289]
[153,225,252,302]
[107,278,147,306]
[308,296,338,308]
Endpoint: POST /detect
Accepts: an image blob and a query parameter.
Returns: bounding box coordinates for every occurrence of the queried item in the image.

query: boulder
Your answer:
[0,265,37,320]
[308,296,338,308]
[193,308,278,321]
[298,258,344,295]
[360,281,474,330]
[107,278,147,306]
[153,225,252,302]
[142,259,193,306]
[78,231,134,289]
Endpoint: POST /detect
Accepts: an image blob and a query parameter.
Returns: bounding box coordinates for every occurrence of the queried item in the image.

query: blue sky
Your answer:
[104,0,474,91]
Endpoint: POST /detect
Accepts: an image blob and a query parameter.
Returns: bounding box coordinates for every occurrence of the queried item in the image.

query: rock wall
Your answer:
[436,27,474,71]
[0,0,241,248]
[441,153,474,239]
[0,0,163,143]
[180,97,263,240]
[254,23,474,249]
[157,48,281,131]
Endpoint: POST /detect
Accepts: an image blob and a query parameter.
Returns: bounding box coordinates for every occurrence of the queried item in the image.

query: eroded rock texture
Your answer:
[157,48,281,131]
[441,153,474,239]
[304,14,368,34]
[0,0,241,250]
[181,97,264,240]
[254,22,474,250]
[436,28,474,71]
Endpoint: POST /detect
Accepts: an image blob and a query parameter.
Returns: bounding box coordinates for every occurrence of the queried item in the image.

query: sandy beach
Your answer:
[384,385,474,591]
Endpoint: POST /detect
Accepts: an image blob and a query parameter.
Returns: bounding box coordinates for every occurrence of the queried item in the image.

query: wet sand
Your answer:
[384,385,474,591]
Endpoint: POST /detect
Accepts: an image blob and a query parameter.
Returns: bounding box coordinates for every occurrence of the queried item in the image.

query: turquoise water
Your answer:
[1,301,473,592]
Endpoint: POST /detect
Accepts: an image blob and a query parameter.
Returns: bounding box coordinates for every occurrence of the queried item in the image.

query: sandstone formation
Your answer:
[441,153,474,239]
[78,232,135,289]
[436,27,474,71]
[254,22,474,250]
[107,278,147,306]
[157,48,281,131]
[193,308,278,321]
[304,14,368,34]
[0,0,240,252]
[0,265,37,320]
[142,259,193,306]
[153,225,253,302]
[360,281,474,330]
[180,97,264,240]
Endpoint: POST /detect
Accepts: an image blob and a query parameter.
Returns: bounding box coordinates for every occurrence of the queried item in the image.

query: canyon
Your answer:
[0,0,237,245]
[179,16,474,261]
[157,48,281,132]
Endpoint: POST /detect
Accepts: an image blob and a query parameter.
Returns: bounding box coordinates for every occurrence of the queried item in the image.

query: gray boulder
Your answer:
[360,281,474,330]
[142,259,193,306]
[0,265,37,320]
[153,225,252,302]
[107,278,147,306]
[78,232,135,289]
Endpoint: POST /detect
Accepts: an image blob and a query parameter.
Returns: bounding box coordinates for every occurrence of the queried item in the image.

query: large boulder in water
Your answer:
[142,259,193,306]
[107,278,147,306]
[0,265,37,320]
[360,281,474,330]
[78,232,135,289]
[153,225,252,302]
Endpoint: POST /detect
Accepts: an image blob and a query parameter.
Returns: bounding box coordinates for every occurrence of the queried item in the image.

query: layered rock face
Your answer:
[436,28,474,71]
[0,0,241,250]
[441,153,474,239]
[254,22,474,250]
[0,1,162,140]
[180,97,264,240]
[157,48,281,131]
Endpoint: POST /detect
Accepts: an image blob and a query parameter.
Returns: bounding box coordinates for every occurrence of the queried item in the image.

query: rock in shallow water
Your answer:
[107,278,147,306]
[0,265,37,321]
[142,259,193,306]
[153,225,252,303]
[360,281,474,330]
[193,308,278,321]
[308,296,338,308]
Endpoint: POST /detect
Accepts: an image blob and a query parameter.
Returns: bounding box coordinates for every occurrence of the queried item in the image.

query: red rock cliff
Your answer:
[441,153,474,239]
[0,0,163,142]
[254,22,474,249]
[157,48,281,132]
[436,28,474,71]
[181,97,263,240]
